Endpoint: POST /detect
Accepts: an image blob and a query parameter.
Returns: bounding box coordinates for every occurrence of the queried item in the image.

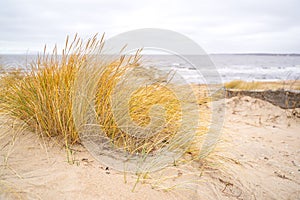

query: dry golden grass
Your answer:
[96,81,183,154]
[224,80,262,90]
[0,35,108,164]
[1,36,87,145]
[0,35,213,161]
[225,80,300,91]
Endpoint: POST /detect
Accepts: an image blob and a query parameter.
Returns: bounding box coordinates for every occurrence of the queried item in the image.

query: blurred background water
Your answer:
[1,54,299,84]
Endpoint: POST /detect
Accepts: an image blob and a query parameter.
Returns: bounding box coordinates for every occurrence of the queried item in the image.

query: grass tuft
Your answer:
[0,34,102,147]
[0,34,214,168]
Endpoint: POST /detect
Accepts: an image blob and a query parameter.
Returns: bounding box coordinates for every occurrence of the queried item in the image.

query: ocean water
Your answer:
[1,54,300,84]
[141,54,300,84]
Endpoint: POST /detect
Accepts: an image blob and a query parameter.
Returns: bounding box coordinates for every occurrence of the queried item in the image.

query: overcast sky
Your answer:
[0,0,299,54]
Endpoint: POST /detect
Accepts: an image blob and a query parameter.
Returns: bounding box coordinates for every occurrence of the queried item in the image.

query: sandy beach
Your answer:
[1,95,299,200]
[1,0,300,198]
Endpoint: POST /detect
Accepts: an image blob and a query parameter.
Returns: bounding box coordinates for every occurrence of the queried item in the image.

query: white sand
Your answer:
[1,96,299,199]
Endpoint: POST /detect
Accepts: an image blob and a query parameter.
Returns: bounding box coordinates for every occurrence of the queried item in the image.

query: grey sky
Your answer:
[0,0,299,54]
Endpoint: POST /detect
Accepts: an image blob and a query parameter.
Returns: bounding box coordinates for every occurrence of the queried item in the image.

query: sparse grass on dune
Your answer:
[0,35,221,196]
[224,80,262,90]
[0,35,213,161]
[225,79,300,91]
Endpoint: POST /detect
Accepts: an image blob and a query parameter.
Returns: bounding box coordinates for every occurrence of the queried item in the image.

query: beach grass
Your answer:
[224,80,262,90]
[96,81,182,154]
[0,35,211,161]
[225,79,300,91]
[1,36,84,145]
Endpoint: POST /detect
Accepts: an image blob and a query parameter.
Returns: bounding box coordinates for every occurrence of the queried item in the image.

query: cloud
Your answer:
[0,0,299,53]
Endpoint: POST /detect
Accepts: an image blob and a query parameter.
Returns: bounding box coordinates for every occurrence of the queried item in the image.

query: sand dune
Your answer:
[1,96,299,199]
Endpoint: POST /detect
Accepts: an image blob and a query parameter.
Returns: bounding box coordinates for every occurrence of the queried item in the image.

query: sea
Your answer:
[1,54,300,84]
